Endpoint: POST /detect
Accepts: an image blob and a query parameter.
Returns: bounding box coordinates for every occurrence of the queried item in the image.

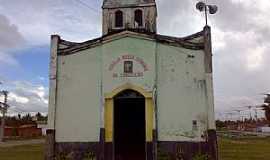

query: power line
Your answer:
[9,107,44,114]
[9,107,26,113]
[73,0,99,13]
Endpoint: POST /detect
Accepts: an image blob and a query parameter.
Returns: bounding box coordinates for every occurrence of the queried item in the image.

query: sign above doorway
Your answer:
[109,54,149,78]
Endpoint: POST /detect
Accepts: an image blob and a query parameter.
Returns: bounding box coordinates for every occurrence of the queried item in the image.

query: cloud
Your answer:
[0,14,25,49]
[246,46,266,70]
[8,92,29,104]
[0,0,102,44]
[0,14,25,66]
[0,0,269,119]
[156,0,270,118]
[2,80,49,115]
[157,0,204,36]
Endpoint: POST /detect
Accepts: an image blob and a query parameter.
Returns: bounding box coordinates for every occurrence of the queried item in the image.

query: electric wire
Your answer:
[73,0,99,14]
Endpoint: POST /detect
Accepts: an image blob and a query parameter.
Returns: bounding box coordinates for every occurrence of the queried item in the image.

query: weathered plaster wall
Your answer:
[55,47,101,142]
[48,36,59,130]
[53,35,213,143]
[157,43,208,142]
[102,37,156,93]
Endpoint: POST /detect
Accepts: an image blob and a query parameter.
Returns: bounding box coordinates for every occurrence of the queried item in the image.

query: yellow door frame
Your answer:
[104,83,153,143]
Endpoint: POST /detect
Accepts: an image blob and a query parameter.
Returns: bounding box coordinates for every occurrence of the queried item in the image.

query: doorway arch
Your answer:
[114,89,145,159]
[104,83,154,159]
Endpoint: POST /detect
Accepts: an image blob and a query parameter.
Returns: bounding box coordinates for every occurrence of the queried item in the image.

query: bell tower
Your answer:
[102,0,157,35]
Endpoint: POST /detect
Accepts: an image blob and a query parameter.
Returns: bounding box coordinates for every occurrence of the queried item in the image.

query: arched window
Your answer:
[134,10,143,27]
[115,10,123,28]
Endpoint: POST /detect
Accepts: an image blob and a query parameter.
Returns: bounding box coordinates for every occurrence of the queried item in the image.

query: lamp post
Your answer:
[196,1,218,26]
[0,90,9,142]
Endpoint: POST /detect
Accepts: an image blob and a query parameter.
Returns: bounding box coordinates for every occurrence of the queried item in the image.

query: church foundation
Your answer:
[47,129,217,160]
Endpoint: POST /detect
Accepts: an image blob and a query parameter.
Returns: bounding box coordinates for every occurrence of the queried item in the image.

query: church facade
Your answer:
[46,0,218,160]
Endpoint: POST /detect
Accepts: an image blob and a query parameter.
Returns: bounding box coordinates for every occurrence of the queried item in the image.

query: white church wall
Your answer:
[102,36,156,94]
[55,47,101,142]
[48,35,59,130]
[53,35,212,143]
[157,43,209,142]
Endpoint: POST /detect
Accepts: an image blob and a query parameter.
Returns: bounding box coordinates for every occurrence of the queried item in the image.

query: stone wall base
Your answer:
[46,130,218,160]
[55,142,100,160]
[158,141,210,160]
[45,129,55,160]
[158,130,218,160]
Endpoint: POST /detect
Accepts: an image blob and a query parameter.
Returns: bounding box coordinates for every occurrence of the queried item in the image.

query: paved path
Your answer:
[0,139,45,147]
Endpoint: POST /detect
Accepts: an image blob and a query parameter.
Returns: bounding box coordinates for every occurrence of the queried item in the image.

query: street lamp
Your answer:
[196,1,218,26]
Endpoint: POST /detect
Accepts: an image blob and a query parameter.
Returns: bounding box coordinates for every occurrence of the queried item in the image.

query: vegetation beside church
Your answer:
[0,112,47,127]
[262,94,270,126]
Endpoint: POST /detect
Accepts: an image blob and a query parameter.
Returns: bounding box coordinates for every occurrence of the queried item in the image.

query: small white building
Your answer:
[37,121,48,136]
[258,127,270,133]
[46,0,217,160]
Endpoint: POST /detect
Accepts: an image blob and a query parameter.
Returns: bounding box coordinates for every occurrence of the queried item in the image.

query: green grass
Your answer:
[218,137,270,160]
[0,144,44,160]
[1,137,270,160]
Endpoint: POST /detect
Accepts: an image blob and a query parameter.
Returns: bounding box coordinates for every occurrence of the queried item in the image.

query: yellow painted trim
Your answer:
[104,84,153,143]
[146,98,153,142]
[105,99,113,142]
[104,83,152,99]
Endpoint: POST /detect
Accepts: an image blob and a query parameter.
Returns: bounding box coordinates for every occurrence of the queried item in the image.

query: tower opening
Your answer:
[102,0,157,35]
[135,9,143,27]
[114,89,146,160]
[115,10,123,28]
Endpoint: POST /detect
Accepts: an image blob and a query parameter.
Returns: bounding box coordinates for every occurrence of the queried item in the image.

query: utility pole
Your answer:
[0,90,8,142]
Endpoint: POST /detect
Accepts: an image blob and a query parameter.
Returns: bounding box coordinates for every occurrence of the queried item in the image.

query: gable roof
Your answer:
[57,30,205,56]
[103,0,156,8]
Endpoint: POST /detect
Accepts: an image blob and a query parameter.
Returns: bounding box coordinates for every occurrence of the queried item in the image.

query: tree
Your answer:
[35,112,47,121]
[21,113,34,124]
[216,120,226,130]
[262,94,270,126]
[18,114,21,120]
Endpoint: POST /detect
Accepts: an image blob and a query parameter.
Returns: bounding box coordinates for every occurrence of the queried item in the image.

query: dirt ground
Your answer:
[0,139,45,148]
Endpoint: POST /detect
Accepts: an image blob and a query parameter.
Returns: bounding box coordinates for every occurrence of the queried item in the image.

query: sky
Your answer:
[0,0,269,120]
